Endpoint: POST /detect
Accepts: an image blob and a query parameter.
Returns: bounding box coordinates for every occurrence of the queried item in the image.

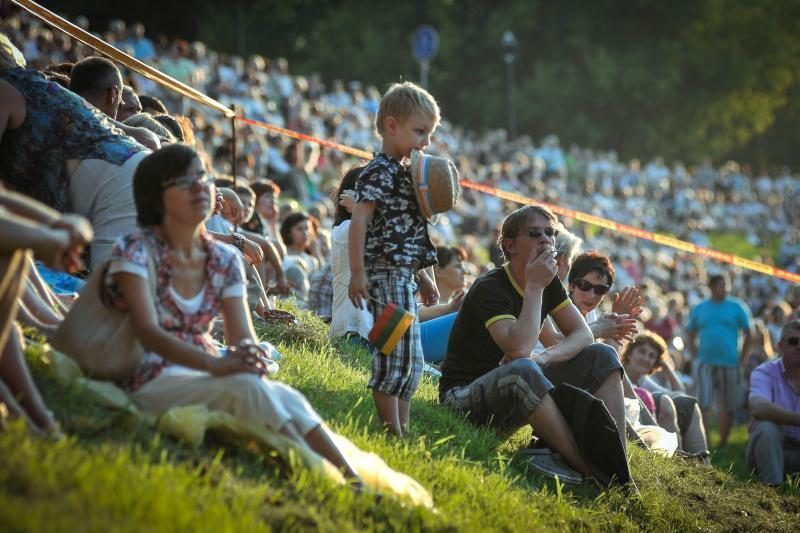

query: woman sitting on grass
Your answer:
[621,331,709,456]
[105,144,362,486]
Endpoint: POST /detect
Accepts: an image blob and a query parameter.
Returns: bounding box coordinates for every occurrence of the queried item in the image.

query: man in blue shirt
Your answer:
[687,274,753,446]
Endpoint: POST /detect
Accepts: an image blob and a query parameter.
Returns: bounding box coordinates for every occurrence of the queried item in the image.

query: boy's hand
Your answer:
[419,273,439,305]
[349,270,369,309]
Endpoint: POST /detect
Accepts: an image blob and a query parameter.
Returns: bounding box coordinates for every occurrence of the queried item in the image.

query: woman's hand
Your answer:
[589,312,638,342]
[209,339,272,377]
[611,286,643,318]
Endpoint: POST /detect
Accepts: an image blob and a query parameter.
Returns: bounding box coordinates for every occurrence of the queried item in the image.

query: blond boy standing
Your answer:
[348,82,440,437]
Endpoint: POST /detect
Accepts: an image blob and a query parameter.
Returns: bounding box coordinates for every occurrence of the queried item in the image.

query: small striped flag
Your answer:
[368,302,415,356]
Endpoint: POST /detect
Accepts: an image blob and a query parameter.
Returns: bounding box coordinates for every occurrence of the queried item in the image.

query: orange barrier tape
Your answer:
[235,117,373,159]
[11,0,234,118]
[14,0,797,284]
[460,181,800,284]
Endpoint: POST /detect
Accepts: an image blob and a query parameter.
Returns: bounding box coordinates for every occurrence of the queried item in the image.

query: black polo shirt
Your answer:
[439,264,570,396]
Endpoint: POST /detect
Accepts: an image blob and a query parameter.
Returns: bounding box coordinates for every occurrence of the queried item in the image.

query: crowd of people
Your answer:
[1,6,799,492]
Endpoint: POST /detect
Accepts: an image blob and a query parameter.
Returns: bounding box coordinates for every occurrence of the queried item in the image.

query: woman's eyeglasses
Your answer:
[784,336,800,347]
[572,278,611,295]
[525,227,559,239]
[163,171,213,190]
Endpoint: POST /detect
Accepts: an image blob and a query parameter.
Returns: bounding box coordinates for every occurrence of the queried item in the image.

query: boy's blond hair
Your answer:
[375,81,440,136]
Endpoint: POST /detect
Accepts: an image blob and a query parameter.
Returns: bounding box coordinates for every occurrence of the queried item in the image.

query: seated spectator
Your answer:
[243,179,282,243]
[747,320,800,485]
[117,85,142,121]
[138,94,168,115]
[0,182,93,436]
[565,251,641,348]
[621,332,710,455]
[280,211,319,308]
[153,113,185,142]
[101,144,363,486]
[68,56,159,149]
[433,246,467,304]
[233,183,289,296]
[743,319,776,403]
[328,166,373,342]
[68,56,124,118]
[439,206,628,482]
[0,36,151,268]
[124,112,176,143]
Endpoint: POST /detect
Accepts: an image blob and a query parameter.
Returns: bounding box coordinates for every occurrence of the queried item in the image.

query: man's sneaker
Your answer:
[524,451,584,485]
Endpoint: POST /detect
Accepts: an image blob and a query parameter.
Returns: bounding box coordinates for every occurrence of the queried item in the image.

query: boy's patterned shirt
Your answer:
[355,152,437,269]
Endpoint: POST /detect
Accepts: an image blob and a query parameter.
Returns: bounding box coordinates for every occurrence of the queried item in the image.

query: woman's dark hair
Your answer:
[333,165,364,227]
[436,246,466,268]
[153,113,185,142]
[133,143,198,226]
[279,211,309,247]
[567,250,616,286]
[139,94,168,115]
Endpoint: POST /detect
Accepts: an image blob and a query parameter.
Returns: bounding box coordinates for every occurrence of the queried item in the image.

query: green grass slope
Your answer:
[2,312,799,532]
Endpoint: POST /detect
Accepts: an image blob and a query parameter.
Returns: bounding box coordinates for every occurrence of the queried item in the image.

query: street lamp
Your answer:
[501,30,518,140]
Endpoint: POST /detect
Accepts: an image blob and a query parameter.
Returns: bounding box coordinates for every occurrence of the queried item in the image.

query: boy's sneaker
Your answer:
[522,449,584,485]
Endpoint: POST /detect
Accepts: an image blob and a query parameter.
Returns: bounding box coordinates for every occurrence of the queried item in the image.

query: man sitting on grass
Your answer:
[747,319,800,486]
[439,205,627,484]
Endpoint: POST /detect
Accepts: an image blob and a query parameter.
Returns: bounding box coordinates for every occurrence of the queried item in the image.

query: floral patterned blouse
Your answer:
[355,152,437,269]
[105,228,246,391]
[0,68,144,211]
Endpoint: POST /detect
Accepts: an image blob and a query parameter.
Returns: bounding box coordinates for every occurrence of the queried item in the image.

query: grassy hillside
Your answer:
[2,313,799,532]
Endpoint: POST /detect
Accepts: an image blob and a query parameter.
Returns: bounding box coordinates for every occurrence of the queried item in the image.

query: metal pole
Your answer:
[420,60,429,89]
[231,108,238,190]
[505,53,517,139]
[230,108,238,232]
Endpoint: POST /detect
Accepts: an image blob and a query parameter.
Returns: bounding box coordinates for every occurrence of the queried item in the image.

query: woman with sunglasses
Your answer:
[104,144,362,487]
[564,252,708,456]
[566,251,640,348]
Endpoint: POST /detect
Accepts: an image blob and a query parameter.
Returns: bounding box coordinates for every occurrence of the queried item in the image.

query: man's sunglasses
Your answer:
[783,336,800,347]
[525,227,559,239]
[163,171,214,190]
[572,278,611,295]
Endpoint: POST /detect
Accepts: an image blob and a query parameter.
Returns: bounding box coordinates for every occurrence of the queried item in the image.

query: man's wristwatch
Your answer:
[232,232,246,251]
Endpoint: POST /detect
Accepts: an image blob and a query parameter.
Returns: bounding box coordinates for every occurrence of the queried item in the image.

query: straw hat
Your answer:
[409,149,461,223]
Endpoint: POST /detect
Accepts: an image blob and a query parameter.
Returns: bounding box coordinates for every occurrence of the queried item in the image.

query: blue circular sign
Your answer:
[412,25,439,62]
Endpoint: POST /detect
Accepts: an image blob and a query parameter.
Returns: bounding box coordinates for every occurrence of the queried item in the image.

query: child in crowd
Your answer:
[348,82,440,437]
[329,165,373,343]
